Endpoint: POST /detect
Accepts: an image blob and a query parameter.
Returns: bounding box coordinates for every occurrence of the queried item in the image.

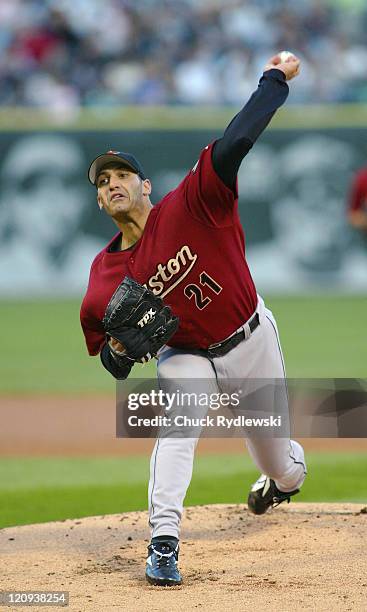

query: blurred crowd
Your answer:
[1,0,367,110]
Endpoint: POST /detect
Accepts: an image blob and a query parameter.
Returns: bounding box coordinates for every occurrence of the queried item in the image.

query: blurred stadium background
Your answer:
[0,0,366,528]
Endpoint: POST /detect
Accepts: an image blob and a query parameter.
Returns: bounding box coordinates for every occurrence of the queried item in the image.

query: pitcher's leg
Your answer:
[245,437,306,492]
[245,307,306,491]
[148,437,197,539]
[148,347,217,539]
[216,299,307,499]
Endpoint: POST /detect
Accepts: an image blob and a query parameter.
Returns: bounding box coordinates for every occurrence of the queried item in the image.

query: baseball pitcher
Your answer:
[80,52,307,586]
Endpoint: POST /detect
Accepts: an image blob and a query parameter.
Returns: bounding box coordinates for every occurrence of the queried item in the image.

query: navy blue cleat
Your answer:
[247,474,300,515]
[145,541,182,586]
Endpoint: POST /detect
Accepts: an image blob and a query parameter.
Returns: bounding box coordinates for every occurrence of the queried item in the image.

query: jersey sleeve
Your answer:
[183,142,238,227]
[80,254,106,356]
[80,305,105,356]
[349,169,367,212]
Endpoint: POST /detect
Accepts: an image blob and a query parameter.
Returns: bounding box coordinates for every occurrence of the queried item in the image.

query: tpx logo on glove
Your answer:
[137,308,157,328]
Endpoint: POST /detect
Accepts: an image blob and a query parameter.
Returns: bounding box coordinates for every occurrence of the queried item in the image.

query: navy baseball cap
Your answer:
[88,150,146,185]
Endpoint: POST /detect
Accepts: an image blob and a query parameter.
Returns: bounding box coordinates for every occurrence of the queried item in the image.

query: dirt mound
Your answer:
[1,504,367,611]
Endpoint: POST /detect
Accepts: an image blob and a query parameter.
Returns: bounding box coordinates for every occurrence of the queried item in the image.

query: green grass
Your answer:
[0,299,155,393]
[266,295,367,378]
[0,453,366,528]
[0,295,366,393]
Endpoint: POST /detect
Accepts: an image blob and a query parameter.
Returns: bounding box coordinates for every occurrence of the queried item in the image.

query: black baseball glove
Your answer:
[102,276,179,363]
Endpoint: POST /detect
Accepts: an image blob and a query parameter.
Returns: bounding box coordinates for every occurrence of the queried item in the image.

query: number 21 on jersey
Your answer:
[184,271,222,310]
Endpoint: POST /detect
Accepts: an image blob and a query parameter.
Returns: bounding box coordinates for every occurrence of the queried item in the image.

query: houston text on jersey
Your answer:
[144,244,197,297]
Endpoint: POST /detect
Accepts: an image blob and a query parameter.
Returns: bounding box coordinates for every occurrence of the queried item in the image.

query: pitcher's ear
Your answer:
[143,178,152,196]
[97,195,103,210]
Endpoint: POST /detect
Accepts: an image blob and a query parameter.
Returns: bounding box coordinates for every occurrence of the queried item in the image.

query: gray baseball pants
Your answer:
[149,297,306,538]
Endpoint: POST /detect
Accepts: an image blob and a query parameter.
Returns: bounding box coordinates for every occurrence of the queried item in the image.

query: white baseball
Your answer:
[279,51,293,63]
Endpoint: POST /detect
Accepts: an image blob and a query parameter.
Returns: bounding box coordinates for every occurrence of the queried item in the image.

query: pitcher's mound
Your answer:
[1,503,367,611]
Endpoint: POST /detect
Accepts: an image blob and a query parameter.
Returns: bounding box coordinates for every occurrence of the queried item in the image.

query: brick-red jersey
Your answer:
[348,167,367,212]
[80,142,257,355]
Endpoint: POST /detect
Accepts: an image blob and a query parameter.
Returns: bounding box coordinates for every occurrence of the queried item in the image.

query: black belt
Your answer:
[206,313,260,359]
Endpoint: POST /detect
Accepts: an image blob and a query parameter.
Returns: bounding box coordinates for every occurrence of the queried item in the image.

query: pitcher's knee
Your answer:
[274,462,306,492]
[258,456,305,487]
